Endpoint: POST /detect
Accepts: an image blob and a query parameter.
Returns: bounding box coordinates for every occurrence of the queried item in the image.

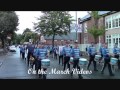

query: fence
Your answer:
[70,44,113,53]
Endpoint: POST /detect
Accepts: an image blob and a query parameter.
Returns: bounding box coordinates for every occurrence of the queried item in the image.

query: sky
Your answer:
[15,11,88,34]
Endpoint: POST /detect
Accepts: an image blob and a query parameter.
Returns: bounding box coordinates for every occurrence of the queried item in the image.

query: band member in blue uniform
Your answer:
[37,44,48,79]
[71,42,83,79]
[87,42,98,71]
[101,43,114,76]
[113,43,120,69]
[62,42,72,71]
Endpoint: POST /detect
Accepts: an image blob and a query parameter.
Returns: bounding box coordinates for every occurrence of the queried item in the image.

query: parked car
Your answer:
[9,45,16,52]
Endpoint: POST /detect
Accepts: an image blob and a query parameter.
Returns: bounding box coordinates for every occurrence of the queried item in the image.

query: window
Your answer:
[119,38,120,43]
[109,21,111,28]
[105,21,108,29]
[84,23,87,33]
[109,39,111,44]
[119,18,120,27]
[116,38,118,44]
[112,19,115,28]
[116,19,119,27]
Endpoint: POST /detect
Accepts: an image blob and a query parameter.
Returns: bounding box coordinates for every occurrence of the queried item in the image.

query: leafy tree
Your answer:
[0,11,19,48]
[87,11,105,44]
[35,11,73,48]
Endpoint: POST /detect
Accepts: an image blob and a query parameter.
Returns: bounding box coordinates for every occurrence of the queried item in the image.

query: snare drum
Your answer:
[95,55,101,61]
[41,59,50,68]
[69,57,74,64]
[110,58,118,65]
[79,58,88,65]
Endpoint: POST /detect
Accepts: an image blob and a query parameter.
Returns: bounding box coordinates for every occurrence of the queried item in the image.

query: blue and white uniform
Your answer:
[113,47,120,55]
[37,48,47,60]
[62,46,72,57]
[102,47,110,59]
[88,46,97,56]
[72,48,81,59]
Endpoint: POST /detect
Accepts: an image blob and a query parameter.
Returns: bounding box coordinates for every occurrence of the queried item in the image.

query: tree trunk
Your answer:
[94,37,97,44]
[52,32,55,50]
[1,38,5,48]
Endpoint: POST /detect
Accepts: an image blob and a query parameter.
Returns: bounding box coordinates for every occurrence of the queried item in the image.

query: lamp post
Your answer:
[75,11,78,42]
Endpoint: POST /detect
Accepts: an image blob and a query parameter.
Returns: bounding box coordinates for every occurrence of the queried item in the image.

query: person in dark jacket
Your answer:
[26,43,35,67]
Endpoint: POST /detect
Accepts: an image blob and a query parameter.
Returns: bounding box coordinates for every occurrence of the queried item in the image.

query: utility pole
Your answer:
[75,11,78,42]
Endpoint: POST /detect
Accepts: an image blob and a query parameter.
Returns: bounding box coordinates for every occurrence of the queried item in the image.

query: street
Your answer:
[0,47,120,79]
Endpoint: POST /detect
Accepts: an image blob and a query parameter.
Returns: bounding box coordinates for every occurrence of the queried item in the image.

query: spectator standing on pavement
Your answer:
[101,43,114,76]
[70,42,83,79]
[113,43,120,69]
[87,42,98,71]
[62,41,72,71]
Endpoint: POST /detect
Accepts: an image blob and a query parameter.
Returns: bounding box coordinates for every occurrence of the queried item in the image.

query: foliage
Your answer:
[35,11,73,48]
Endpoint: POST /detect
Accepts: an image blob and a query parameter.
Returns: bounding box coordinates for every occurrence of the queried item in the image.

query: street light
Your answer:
[75,11,78,42]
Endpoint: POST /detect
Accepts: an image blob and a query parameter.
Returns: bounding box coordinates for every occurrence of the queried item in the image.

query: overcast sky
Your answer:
[15,11,88,34]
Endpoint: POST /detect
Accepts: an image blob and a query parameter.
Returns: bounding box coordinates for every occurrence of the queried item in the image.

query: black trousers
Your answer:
[87,55,97,70]
[71,59,82,77]
[59,55,63,65]
[54,52,57,60]
[114,54,120,69]
[22,52,25,59]
[63,56,70,71]
[101,57,113,75]
[27,52,33,66]
[31,56,38,70]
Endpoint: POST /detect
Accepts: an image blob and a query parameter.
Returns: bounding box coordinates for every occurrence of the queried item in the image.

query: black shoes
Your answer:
[94,69,98,71]
[101,71,104,74]
[78,75,83,79]
[110,73,114,76]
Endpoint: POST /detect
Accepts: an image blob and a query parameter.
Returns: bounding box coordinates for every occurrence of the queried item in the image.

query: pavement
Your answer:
[0,47,120,79]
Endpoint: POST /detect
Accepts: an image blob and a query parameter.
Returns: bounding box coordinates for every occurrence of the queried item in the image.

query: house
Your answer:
[44,32,76,45]
[78,11,112,44]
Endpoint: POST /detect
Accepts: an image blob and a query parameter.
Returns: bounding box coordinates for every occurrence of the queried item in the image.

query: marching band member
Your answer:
[113,43,120,69]
[70,42,83,79]
[26,43,35,67]
[87,42,98,71]
[101,43,114,76]
[99,43,104,63]
[62,41,72,71]
[21,45,25,60]
[32,44,39,70]
[37,44,48,79]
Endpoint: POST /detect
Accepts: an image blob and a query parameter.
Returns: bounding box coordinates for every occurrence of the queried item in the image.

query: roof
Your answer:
[80,11,111,23]
[44,32,76,40]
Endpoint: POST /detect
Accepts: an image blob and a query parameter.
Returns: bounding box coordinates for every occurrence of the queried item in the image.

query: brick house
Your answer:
[78,11,112,45]
[44,32,76,45]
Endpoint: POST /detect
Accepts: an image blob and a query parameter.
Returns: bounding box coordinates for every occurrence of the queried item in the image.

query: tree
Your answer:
[35,11,73,48]
[22,28,31,35]
[0,11,19,48]
[87,11,105,44]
